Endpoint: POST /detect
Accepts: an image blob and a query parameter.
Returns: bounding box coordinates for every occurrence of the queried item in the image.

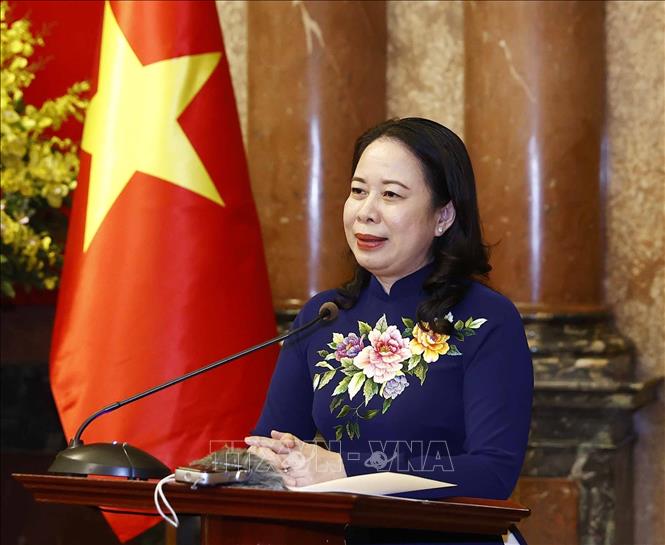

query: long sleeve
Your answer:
[251,310,318,440]
[342,304,534,500]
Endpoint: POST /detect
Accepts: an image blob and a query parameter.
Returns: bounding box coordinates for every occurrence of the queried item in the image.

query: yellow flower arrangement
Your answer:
[0,1,89,297]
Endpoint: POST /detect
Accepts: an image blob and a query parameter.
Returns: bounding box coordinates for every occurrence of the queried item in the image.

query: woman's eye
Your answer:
[383,191,401,199]
[350,187,365,195]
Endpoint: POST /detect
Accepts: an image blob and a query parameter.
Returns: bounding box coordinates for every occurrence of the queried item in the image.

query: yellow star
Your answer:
[81,1,224,251]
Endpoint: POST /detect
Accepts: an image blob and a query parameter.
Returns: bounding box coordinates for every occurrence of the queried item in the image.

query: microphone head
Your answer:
[318,302,339,322]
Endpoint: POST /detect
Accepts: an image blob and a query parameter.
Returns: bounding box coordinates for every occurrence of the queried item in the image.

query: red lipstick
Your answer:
[355,233,387,250]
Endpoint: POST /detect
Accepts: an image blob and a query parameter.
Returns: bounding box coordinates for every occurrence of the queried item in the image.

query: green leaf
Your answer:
[352,421,361,438]
[315,361,335,370]
[465,317,474,328]
[312,374,321,391]
[376,314,388,333]
[358,321,372,336]
[330,397,343,412]
[447,344,462,356]
[340,357,355,368]
[455,332,465,342]
[348,372,366,400]
[382,398,393,414]
[2,280,15,298]
[332,332,345,344]
[402,328,412,338]
[337,405,351,418]
[462,328,476,337]
[341,366,357,376]
[318,369,337,389]
[317,350,329,358]
[327,342,337,350]
[469,318,487,329]
[363,379,379,405]
[413,361,428,385]
[402,317,415,329]
[454,320,464,331]
[332,375,352,396]
[335,425,343,441]
[365,409,380,419]
[325,352,338,361]
[407,353,422,371]
[346,421,354,439]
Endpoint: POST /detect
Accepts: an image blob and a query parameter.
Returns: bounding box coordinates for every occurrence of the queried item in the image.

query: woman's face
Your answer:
[343,138,452,291]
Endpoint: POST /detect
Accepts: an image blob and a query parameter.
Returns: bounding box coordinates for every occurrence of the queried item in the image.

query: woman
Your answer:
[245,118,533,544]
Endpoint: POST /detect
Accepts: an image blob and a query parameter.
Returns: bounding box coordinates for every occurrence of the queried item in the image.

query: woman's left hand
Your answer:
[245,430,347,488]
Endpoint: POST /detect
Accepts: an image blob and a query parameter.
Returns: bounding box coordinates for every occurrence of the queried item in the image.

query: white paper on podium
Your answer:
[287,472,456,495]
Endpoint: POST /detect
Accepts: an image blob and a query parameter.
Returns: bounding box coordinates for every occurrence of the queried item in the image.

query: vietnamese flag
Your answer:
[49,1,277,540]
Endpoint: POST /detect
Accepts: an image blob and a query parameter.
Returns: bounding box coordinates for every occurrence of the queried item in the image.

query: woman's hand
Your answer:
[245,430,347,488]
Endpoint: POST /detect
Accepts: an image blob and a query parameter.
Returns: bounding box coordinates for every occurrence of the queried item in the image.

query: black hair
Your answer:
[336,117,491,335]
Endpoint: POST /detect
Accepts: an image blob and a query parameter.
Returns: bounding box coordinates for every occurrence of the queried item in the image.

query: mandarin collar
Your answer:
[368,263,435,301]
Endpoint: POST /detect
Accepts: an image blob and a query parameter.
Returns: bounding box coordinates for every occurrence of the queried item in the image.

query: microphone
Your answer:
[49,302,339,479]
[318,301,339,321]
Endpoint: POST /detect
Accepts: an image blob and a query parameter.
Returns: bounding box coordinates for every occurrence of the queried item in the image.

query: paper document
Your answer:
[288,472,456,495]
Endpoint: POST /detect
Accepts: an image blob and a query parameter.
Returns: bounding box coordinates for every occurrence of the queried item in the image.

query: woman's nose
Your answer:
[357,195,380,223]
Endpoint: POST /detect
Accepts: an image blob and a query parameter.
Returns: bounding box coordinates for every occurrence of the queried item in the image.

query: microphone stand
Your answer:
[48,303,338,479]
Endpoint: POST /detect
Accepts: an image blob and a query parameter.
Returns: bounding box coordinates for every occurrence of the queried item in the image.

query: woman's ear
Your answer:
[435,201,456,237]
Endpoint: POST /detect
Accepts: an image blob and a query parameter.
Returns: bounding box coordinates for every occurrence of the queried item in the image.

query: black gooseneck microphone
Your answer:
[48,301,339,479]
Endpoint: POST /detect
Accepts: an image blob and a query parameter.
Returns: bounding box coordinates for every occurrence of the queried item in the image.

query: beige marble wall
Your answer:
[386,1,464,136]
[216,1,248,145]
[606,0,665,384]
[606,2,665,544]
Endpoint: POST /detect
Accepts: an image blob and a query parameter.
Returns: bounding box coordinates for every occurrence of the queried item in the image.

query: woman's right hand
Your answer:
[245,432,295,478]
[246,443,284,470]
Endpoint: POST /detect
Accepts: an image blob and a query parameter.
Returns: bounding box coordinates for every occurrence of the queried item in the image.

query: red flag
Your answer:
[49,1,277,540]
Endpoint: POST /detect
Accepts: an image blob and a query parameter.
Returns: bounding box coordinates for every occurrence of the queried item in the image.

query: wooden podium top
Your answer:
[15,473,529,537]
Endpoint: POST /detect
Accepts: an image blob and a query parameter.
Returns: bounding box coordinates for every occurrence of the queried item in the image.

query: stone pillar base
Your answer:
[517,311,662,545]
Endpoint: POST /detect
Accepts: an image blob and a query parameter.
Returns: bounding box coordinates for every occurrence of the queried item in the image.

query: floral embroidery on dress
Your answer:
[312,313,487,440]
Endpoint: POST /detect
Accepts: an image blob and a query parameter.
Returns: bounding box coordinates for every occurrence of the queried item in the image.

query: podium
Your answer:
[14,473,529,544]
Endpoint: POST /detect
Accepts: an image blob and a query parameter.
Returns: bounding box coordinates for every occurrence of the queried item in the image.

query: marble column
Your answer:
[463,3,661,545]
[465,0,604,313]
[248,1,386,315]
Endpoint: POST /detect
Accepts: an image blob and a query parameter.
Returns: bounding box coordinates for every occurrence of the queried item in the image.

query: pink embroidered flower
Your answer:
[353,326,411,383]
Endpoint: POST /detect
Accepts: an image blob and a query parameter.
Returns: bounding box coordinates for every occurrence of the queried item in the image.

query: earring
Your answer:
[437,226,444,234]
